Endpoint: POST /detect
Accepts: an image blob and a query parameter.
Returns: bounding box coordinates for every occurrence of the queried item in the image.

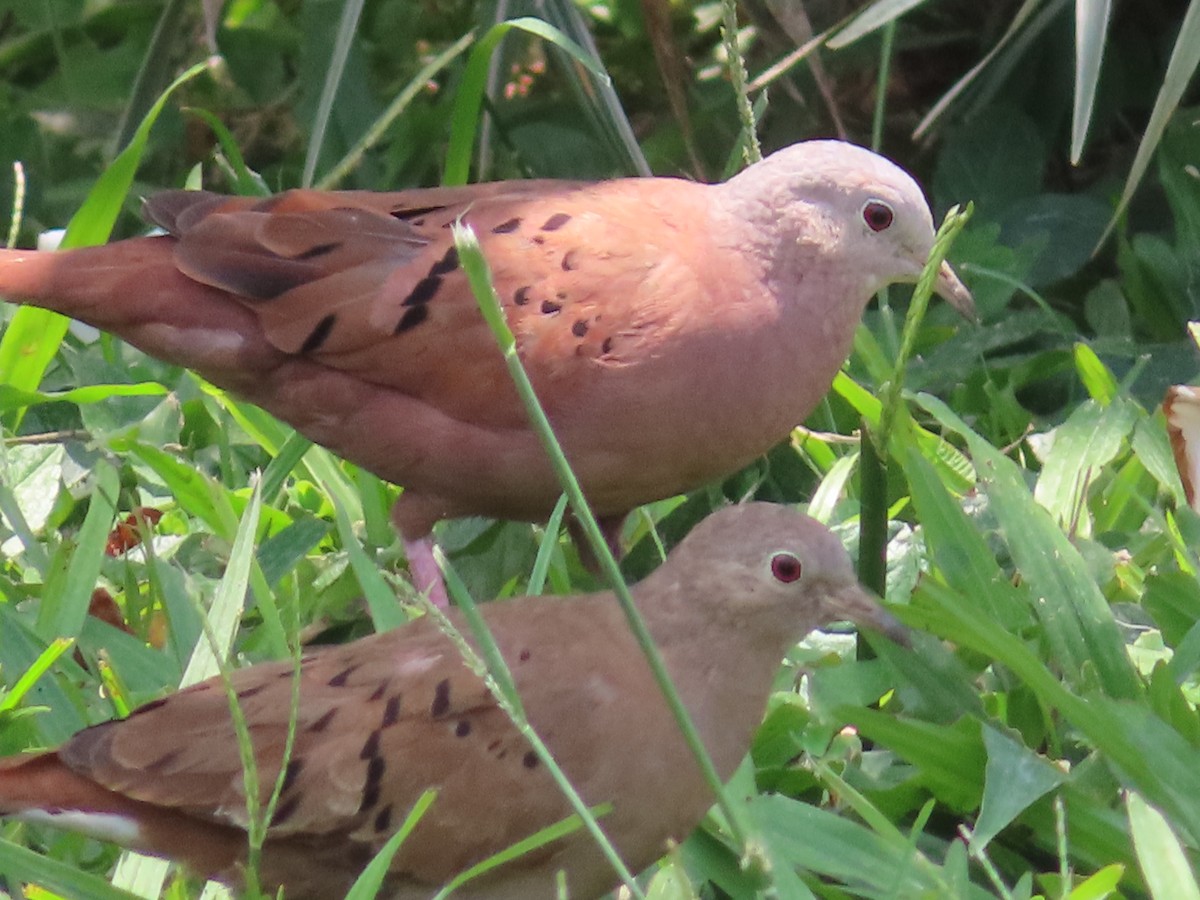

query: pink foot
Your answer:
[403,535,451,609]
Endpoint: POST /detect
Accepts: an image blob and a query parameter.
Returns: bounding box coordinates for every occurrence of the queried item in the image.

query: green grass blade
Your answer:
[0,838,145,900]
[1071,0,1112,163]
[36,460,118,640]
[318,32,475,189]
[345,790,438,900]
[1098,0,1200,246]
[828,0,926,49]
[301,0,364,188]
[444,18,609,186]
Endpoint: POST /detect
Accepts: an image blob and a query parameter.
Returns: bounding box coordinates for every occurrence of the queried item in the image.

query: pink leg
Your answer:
[403,535,450,609]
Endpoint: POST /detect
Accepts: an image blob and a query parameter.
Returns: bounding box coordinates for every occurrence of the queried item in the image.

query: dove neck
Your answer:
[629,573,802,773]
[709,181,874,339]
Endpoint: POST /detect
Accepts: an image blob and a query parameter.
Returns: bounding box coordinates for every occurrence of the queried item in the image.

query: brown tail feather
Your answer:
[0,241,284,394]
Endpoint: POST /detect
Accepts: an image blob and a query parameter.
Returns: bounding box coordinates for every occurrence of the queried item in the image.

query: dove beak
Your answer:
[828,582,910,647]
[936,260,976,323]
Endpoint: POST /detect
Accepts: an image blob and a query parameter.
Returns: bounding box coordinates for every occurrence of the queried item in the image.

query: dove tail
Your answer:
[0,241,282,392]
[0,752,147,845]
[0,239,182,322]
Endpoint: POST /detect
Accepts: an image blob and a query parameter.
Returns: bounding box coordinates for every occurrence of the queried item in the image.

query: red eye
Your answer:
[770,553,803,583]
[862,200,894,232]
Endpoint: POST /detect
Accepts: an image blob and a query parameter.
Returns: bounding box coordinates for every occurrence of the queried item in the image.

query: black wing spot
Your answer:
[145,749,182,772]
[368,682,388,702]
[360,729,382,760]
[561,250,579,271]
[572,320,588,337]
[328,665,359,687]
[518,649,531,662]
[455,719,471,738]
[134,696,170,715]
[541,300,562,315]
[429,246,459,276]
[307,708,337,732]
[271,794,302,826]
[281,759,303,793]
[375,804,393,833]
[395,305,429,334]
[391,204,448,222]
[522,751,539,769]
[359,755,386,813]
[293,241,341,261]
[492,217,522,234]
[601,337,614,355]
[382,695,402,727]
[359,781,380,813]
[299,314,337,354]
[514,286,532,306]
[430,678,451,718]
[541,213,571,231]
[402,275,441,307]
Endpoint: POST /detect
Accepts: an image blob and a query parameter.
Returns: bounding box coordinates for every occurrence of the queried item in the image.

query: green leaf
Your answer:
[1127,791,1200,899]
[972,724,1065,850]
[916,393,1141,701]
[1033,397,1139,532]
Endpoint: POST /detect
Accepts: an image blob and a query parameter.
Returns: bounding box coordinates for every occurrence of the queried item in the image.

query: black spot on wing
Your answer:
[145,749,182,773]
[402,276,441,308]
[430,678,451,718]
[360,729,382,761]
[382,695,402,727]
[541,300,562,315]
[359,754,386,813]
[328,665,359,688]
[368,682,388,702]
[492,217,522,234]
[541,213,571,231]
[135,696,170,715]
[455,720,471,738]
[429,246,459,276]
[308,708,337,733]
[391,204,448,222]
[374,804,393,833]
[271,794,301,826]
[299,313,336,354]
[293,241,341,261]
[572,320,588,337]
[395,305,428,334]
[514,286,532,306]
[281,759,303,793]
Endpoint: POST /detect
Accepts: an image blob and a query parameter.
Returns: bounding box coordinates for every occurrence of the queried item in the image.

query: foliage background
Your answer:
[1,0,1200,898]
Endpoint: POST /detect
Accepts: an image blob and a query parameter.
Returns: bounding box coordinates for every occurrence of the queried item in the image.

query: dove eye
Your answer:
[862,200,894,233]
[770,553,803,583]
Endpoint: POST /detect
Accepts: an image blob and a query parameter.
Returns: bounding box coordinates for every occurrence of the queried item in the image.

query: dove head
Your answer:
[719,140,973,318]
[656,503,906,646]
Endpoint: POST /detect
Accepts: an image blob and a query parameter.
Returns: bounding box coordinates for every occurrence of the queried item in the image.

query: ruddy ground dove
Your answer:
[0,503,904,899]
[0,140,972,599]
